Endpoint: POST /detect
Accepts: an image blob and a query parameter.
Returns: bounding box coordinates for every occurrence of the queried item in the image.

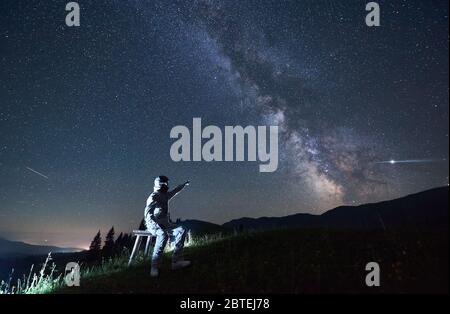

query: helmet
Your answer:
[154,175,169,191]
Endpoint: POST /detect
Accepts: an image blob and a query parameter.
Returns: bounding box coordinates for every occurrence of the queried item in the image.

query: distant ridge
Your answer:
[179,219,227,235]
[0,238,82,258]
[2,187,447,257]
[222,186,449,231]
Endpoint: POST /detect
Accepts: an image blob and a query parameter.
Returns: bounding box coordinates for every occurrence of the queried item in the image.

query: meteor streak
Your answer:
[25,167,49,179]
[375,159,446,165]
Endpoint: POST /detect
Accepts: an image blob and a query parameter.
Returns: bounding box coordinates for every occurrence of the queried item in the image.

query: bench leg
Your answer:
[128,235,142,266]
[144,236,152,258]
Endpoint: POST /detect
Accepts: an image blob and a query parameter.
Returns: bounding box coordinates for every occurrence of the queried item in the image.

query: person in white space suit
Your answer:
[144,175,191,277]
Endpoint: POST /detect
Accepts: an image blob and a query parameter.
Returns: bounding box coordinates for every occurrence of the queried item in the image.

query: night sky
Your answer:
[0,0,448,249]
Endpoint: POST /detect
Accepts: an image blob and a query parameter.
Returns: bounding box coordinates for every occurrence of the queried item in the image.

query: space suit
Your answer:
[144,176,191,277]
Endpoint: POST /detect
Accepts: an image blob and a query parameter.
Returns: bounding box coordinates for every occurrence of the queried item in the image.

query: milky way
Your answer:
[184,0,448,206]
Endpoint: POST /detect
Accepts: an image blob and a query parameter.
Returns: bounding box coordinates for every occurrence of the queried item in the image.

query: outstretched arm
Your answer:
[168,181,190,199]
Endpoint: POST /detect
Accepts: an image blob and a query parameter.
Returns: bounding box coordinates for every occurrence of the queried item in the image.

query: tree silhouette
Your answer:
[114,232,124,253]
[88,230,102,260]
[103,226,115,257]
[122,233,133,249]
[116,232,123,245]
[89,230,102,252]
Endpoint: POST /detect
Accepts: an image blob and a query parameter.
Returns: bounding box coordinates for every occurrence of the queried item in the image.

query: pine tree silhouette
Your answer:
[88,230,102,260]
[103,226,115,257]
[116,232,123,245]
[122,233,132,249]
[115,232,124,253]
[89,230,102,251]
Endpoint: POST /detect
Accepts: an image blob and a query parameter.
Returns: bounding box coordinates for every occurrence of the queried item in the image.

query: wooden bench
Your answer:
[128,230,156,266]
[128,228,191,266]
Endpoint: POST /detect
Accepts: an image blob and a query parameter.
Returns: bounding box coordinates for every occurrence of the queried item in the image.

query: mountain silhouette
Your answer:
[179,219,227,235]
[222,186,449,231]
[0,238,82,258]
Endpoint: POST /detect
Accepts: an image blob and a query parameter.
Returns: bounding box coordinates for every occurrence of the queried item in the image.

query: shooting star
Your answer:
[374,158,446,165]
[25,167,49,179]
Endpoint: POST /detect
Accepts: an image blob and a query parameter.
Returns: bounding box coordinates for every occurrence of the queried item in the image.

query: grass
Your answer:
[55,228,448,294]
[2,228,448,294]
[0,253,62,294]
[0,232,227,294]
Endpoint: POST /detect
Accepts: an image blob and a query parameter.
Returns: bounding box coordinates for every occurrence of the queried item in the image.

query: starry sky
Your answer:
[0,0,448,249]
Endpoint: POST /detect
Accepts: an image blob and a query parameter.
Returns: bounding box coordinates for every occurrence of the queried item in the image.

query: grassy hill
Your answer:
[2,187,447,294]
[54,228,448,294]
